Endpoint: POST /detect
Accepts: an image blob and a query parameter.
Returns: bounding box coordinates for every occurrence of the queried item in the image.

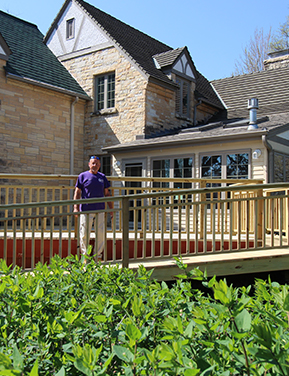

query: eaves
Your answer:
[103,129,268,154]
[6,72,92,101]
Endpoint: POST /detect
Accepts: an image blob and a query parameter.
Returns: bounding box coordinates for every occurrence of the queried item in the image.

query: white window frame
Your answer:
[151,155,195,188]
[199,149,252,183]
[94,72,115,112]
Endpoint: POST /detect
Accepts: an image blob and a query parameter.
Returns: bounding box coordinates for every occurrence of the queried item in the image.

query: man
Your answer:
[73,156,113,258]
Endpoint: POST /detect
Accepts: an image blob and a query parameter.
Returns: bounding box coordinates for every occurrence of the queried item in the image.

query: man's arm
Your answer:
[73,187,82,213]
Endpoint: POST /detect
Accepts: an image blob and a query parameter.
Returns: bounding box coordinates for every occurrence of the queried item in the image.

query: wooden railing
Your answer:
[1,174,289,270]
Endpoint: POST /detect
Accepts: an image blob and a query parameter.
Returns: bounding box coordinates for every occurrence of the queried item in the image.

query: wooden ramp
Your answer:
[105,247,289,281]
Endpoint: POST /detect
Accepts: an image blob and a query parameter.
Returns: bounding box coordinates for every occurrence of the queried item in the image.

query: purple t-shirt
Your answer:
[75,171,110,212]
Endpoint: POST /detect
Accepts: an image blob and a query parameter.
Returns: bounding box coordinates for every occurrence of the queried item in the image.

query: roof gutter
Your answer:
[6,72,91,101]
[262,134,273,183]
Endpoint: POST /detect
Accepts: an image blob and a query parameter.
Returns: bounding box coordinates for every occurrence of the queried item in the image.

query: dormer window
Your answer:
[176,76,190,118]
[66,18,75,39]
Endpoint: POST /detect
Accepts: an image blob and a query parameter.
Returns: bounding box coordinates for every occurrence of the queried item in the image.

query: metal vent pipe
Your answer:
[247,98,259,130]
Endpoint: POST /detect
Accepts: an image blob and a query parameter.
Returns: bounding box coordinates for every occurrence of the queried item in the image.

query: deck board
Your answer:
[105,247,289,281]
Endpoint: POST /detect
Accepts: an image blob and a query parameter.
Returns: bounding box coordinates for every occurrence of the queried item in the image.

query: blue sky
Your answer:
[1,0,288,81]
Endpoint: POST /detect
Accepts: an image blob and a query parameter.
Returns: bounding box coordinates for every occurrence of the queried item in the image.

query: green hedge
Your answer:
[0,255,289,375]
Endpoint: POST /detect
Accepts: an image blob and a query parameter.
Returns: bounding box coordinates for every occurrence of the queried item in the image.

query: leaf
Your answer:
[28,359,39,376]
[55,367,65,376]
[13,345,23,371]
[93,315,107,323]
[184,320,195,338]
[283,293,289,311]
[113,345,134,363]
[131,296,143,317]
[126,323,141,342]
[184,369,200,376]
[235,309,251,332]
[157,344,175,361]
[74,359,92,376]
[33,284,44,299]
[0,353,12,369]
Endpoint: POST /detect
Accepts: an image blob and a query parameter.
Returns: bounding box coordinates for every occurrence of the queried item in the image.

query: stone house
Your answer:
[2,0,289,186]
[0,10,90,175]
[45,0,224,177]
[45,0,289,185]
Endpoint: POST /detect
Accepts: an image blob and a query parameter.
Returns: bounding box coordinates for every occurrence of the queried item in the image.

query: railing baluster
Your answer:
[122,197,129,268]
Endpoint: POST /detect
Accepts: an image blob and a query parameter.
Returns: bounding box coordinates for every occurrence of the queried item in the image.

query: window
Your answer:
[274,152,289,182]
[95,73,115,112]
[175,77,190,118]
[152,157,193,189]
[201,153,249,181]
[66,18,75,39]
[99,155,111,176]
[152,157,193,205]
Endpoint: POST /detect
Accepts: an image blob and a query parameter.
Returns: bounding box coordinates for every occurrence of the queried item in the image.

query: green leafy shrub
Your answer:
[0,255,289,375]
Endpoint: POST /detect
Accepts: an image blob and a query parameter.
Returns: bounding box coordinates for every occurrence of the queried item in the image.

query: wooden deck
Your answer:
[2,176,289,280]
[120,246,289,281]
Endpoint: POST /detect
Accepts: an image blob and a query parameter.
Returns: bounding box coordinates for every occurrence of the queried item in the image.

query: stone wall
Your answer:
[61,47,147,161]
[0,60,86,175]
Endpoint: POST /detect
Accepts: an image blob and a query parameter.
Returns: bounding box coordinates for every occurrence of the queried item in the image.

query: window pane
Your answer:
[107,74,115,108]
[274,153,284,182]
[286,156,289,182]
[100,156,111,176]
[227,153,248,179]
[97,76,105,110]
[153,159,170,188]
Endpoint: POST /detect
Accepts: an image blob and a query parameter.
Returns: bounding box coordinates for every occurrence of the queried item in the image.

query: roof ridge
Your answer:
[0,10,38,30]
[77,0,172,51]
[211,65,289,83]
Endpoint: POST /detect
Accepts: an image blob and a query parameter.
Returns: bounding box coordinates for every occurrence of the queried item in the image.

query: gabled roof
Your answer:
[0,11,89,99]
[45,0,223,110]
[153,47,186,70]
[211,66,289,119]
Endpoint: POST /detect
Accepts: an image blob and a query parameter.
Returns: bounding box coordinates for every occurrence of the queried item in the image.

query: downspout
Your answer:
[193,100,202,126]
[70,97,79,175]
[262,134,273,183]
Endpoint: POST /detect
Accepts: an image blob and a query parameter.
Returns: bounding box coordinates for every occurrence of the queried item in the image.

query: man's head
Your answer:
[88,156,101,174]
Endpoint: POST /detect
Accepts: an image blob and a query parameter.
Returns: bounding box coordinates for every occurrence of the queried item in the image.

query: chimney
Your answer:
[247,98,259,130]
[264,49,289,70]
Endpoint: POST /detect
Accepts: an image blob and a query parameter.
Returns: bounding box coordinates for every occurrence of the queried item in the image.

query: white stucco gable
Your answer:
[46,0,113,58]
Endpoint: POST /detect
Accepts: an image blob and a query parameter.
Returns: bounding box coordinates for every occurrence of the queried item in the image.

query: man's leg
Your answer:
[79,213,95,255]
[96,212,105,258]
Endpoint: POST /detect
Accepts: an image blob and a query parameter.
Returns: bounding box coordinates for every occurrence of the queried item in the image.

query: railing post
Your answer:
[122,197,130,268]
[257,188,264,246]
[200,180,206,239]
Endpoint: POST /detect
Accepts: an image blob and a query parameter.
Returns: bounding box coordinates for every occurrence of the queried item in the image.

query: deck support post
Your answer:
[257,188,264,246]
[122,197,130,268]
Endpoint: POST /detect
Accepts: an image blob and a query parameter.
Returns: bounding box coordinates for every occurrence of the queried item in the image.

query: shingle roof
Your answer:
[104,112,289,152]
[0,11,89,99]
[77,0,175,86]
[211,67,289,119]
[152,47,186,69]
[45,0,223,110]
